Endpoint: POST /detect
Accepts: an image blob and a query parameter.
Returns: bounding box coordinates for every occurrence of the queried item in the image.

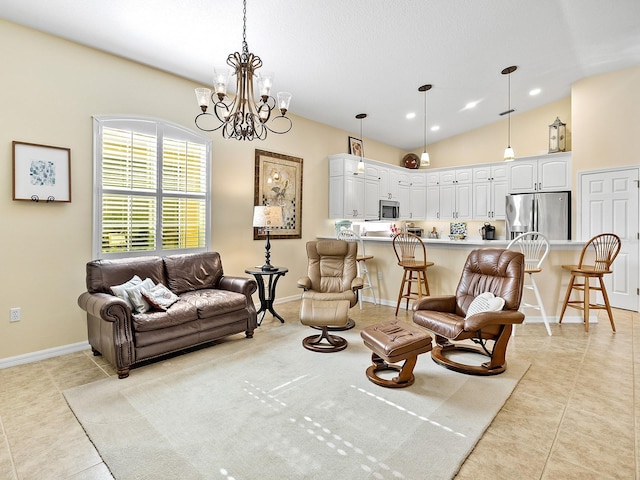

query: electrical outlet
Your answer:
[10,307,21,322]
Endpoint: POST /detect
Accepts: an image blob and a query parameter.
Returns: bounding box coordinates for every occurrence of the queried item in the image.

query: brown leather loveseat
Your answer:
[77,252,257,378]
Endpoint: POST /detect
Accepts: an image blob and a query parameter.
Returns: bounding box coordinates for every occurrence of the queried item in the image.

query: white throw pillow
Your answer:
[465,292,505,319]
[110,275,142,309]
[125,278,156,314]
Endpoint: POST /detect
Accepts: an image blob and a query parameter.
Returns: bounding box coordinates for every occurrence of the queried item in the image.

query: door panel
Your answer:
[580,169,639,311]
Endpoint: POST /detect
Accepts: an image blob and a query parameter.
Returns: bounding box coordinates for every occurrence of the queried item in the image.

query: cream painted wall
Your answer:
[425,96,572,167]
[0,19,406,359]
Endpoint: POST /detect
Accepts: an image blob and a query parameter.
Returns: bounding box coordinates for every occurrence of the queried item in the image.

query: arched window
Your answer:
[93,116,211,258]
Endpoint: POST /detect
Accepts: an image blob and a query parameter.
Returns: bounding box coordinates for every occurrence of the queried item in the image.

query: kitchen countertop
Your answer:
[320,235,585,248]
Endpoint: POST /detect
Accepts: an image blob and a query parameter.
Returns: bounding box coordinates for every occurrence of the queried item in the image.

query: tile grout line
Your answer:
[0,414,19,480]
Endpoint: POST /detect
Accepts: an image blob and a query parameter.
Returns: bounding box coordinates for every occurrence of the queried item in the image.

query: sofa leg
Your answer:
[117,368,130,379]
[91,347,102,357]
[245,329,254,338]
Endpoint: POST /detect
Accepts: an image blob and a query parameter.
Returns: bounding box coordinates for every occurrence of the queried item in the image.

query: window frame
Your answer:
[92,115,212,259]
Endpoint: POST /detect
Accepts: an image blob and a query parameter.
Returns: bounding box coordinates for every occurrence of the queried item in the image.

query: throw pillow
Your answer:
[142,283,179,311]
[110,275,142,309]
[465,292,505,319]
[125,278,156,314]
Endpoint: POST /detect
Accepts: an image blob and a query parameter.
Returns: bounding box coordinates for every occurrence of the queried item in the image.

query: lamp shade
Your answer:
[253,205,284,228]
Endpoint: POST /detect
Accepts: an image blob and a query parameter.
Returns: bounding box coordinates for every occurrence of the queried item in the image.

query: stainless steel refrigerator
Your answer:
[505,191,571,240]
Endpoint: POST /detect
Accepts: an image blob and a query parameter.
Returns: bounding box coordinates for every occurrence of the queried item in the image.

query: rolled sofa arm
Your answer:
[77,291,135,378]
[219,276,257,297]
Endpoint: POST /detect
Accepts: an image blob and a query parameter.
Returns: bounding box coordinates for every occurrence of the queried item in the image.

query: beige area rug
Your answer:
[64,320,529,480]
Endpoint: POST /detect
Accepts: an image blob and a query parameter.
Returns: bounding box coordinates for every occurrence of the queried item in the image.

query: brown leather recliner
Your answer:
[412,248,525,375]
[297,240,363,352]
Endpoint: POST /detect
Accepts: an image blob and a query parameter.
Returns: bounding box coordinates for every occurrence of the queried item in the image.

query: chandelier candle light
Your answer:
[501,65,517,161]
[194,0,292,141]
[419,84,432,167]
[253,205,284,271]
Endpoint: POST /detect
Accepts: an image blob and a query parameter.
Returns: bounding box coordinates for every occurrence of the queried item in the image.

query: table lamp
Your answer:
[253,205,284,271]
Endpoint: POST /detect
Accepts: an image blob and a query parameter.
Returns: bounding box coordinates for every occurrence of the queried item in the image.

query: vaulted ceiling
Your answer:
[2,0,639,150]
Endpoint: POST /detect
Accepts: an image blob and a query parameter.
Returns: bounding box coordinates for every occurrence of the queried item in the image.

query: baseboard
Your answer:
[0,341,90,370]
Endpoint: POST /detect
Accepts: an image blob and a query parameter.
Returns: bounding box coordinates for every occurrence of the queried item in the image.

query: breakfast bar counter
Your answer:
[318,234,586,323]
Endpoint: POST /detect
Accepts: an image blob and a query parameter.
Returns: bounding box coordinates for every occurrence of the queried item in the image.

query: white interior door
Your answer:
[580,168,639,311]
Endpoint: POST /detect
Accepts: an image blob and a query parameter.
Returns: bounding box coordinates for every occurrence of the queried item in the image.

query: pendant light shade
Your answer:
[356,113,366,173]
[419,84,432,167]
[501,66,517,161]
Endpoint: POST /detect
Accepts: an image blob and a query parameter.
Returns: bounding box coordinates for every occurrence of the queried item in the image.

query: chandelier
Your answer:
[194,0,292,141]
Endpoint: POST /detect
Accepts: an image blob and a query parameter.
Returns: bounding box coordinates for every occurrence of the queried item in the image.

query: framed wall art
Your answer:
[254,149,303,240]
[348,136,363,157]
[12,141,71,202]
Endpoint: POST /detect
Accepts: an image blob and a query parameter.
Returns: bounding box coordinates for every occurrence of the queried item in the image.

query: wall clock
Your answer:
[402,153,420,169]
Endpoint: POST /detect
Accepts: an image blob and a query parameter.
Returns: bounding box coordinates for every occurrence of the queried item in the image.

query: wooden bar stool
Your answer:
[392,232,434,315]
[338,229,377,309]
[558,233,621,332]
[507,232,552,336]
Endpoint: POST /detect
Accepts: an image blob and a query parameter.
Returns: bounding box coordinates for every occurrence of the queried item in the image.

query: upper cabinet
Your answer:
[508,153,571,193]
[329,154,367,219]
[472,163,508,220]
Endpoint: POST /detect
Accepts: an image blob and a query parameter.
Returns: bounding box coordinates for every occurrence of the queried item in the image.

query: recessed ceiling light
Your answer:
[406,112,416,119]
[431,125,440,131]
[529,88,541,96]
[464,101,478,110]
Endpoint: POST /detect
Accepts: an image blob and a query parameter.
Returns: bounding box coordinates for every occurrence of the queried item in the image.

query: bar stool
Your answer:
[392,232,434,315]
[338,229,377,309]
[559,233,621,332]
[507,232,552,336]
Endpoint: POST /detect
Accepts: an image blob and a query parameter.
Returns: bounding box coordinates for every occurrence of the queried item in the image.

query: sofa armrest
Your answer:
[218,276,257,297]
[412,295,457,313]
[464,310,526,331]
[78,291,130,323]
[297,277,311,290]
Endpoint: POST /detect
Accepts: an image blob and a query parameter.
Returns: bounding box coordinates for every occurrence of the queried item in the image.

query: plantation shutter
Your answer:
[94,117,211,258]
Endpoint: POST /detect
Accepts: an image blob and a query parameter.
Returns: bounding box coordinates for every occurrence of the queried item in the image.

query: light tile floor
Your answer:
[0,301,637,479]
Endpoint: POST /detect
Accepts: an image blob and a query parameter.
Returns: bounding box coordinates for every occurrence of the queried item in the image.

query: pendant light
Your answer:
[418,84,432,167]
[356,113,367,173]
[501,66,517,161]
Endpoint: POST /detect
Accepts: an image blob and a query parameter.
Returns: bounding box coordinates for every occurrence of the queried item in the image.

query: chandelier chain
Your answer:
[242,0,248,56]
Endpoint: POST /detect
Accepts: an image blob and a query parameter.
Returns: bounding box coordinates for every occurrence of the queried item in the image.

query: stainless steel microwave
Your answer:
[379,200,400,220]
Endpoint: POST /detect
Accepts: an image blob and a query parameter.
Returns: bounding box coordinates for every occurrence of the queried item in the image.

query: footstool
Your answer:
[360,321,433,388]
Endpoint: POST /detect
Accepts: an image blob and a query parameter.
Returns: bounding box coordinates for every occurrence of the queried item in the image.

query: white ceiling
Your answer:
[2,0,639,151]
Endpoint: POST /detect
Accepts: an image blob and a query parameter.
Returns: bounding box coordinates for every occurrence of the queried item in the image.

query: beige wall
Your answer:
[1,18,638,361]
[0,19,406,360]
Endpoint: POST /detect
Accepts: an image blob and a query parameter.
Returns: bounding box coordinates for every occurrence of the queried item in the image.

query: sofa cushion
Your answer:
[164,252,223,294]
[86,256,165,294]
[179,289,247,318]
[131,300,198,332]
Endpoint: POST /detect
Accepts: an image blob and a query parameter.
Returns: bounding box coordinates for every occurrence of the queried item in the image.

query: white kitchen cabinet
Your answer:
[508,153,571,193]
[473,180,508,220]
[328,154,367,219]
[472,163,508,220]
[439,183,472,220]
[401,172,427,220]
[440,167,472,185]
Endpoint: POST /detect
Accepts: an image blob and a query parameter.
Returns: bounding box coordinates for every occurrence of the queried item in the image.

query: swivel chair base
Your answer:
[430,343,506,376]
[302,326,348,352]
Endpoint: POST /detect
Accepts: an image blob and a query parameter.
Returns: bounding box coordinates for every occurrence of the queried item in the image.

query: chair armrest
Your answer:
[351,276,364,291]
[464,310,525,331]
[297,277,311,290]
[219,276,257,297]
[77,291,130,323]
[412,295,457,313]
